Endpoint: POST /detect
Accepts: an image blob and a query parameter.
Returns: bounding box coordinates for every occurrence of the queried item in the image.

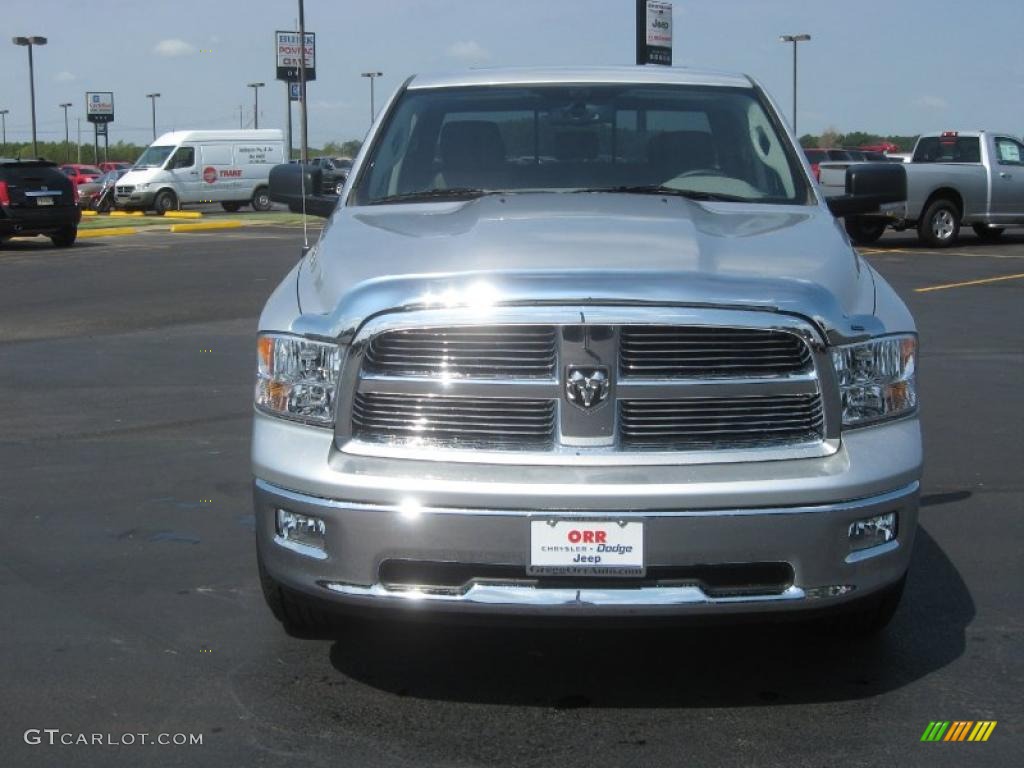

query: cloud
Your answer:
[912,95,948,110]
[153,39,195,57]
[54,70,77,83]
[445,40,490,62]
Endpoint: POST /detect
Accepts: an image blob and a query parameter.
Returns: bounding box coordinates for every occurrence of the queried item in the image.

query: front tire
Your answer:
[844,217,887,245]
[972,224,1004,242]
[251,187,273,212]
[258,553,338,637]
[153,189,177,216]
[918,198,960,248]
[813,574,906,637]
[50,226,77,248]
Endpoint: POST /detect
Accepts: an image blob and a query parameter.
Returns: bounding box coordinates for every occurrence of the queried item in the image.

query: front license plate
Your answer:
[529,520,644,576]
[36,197,54,206]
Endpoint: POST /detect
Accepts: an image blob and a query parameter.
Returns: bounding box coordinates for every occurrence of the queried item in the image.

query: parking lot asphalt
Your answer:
[0,226,1021,767]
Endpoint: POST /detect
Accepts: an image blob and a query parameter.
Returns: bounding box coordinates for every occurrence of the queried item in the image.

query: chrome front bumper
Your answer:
[254,470,920,617]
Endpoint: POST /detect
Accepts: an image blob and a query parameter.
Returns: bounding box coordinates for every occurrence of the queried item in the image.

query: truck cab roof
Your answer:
[407,66,754,90]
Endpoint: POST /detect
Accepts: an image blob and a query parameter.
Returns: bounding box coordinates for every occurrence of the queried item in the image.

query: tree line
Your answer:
[798,130,919,152]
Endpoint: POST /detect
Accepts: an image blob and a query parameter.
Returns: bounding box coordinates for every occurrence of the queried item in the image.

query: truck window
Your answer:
[169,146,195,169]
[913,136,981,163]
[994,137,1023,165]
[355,84,810,205]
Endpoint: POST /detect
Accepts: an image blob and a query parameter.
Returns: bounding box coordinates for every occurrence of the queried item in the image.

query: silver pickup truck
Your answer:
[253,67,919,637]
[825,130,1024,246]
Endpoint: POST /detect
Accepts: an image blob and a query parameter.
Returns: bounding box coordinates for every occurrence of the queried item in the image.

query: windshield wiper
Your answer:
[576,185,752,203]
[369,188,500,205]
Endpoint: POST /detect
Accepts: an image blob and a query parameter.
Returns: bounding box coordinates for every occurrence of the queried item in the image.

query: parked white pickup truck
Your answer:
[824,131,1024,246]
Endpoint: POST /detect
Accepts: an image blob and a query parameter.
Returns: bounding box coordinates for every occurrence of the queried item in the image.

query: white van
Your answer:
[115,129,285,214]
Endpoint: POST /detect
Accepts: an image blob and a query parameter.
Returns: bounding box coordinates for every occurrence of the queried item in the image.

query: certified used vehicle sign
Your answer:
[528,520,644,576]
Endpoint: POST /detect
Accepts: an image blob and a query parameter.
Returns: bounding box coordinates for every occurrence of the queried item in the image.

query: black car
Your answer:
[309,156,352,195]
[0,158,81,247]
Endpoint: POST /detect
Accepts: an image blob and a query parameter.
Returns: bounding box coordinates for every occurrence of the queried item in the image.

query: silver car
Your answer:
[253,67,920,635]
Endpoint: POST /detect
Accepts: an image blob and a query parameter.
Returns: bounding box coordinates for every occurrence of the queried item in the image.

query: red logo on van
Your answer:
[203,166,218,183]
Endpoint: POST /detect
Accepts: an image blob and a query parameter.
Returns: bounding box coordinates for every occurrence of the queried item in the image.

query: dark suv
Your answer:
[0,159,81,247]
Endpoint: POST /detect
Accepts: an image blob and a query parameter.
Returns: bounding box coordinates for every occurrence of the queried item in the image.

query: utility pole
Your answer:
[12,36,48,157]
[59,102,71,162]
[361,71,383,126]
[0,109,8,154]
[298,0,308,163]
[248,82,265,129]
[778,34,811,134]
[146,93,160,141]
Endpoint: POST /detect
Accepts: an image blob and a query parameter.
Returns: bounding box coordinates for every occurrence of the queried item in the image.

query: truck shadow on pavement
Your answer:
[328,526,971,708]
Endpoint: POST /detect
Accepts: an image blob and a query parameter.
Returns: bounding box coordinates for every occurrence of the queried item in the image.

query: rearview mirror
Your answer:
[826,163,906,217]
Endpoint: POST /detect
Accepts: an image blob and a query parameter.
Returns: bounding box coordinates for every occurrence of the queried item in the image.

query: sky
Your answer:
[2,0,1022,150]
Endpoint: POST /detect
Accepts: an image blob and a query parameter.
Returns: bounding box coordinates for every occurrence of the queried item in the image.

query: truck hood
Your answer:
[295,193,874,341]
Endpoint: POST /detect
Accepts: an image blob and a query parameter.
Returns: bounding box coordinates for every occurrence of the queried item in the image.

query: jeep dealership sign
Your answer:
[636,1,672,66]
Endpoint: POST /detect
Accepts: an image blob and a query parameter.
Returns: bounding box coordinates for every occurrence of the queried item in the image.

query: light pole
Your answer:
[778,34,810,135]
[0,109,8,154]
[361,71,383,125]
[146,93,160,141]
[248,82,265,129]
[12,36,48,157]
[59,102,71,161]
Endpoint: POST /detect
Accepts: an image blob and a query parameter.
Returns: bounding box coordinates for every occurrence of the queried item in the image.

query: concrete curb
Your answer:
[77,227,139,239]
[169,220,243,233]
[163,211,203,219]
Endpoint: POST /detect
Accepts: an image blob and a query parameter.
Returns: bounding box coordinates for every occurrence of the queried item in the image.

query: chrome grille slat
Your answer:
[620,394,823,448]
[366,326,557,378]
[621,326,811,377]
[352,393,555,448]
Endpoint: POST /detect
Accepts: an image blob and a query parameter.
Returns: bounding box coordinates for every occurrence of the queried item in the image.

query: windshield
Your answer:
[353,84,810,205]
[134,145,175,168]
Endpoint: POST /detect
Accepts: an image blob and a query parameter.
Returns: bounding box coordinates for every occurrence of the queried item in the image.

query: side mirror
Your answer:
[826,163,906,217]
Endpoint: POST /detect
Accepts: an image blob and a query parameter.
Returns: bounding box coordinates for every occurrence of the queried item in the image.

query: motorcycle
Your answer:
[90,174,119,213]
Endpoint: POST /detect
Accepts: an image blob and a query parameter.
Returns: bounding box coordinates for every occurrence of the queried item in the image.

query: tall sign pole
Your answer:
[275,21,315,162]
[298,0,308,164]
[636,1,673,66]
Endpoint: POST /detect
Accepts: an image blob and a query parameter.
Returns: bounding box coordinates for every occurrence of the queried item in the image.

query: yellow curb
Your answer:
[110,210,144,217]
[81,210,98,217]
[163,210,203,219]
[169,220,243,233]
[77,227,139,238]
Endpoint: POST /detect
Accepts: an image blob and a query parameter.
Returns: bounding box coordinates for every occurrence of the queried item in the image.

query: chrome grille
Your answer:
[365,326,556,377]
[620,326,812,377]
[620,394,824,448]
[352,393,556,449]
[116,184,134,195]
[345,313,830,461]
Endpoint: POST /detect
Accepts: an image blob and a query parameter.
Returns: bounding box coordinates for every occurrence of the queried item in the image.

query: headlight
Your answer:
[255,334,343,426]
[831,334,916,427]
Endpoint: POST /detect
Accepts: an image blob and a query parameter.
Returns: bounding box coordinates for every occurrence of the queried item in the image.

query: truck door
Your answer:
[990,136,1024,221]
[166,145,199,202]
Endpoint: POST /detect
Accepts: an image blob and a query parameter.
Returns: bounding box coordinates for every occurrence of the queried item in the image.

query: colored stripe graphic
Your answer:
[921,721,997,742]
